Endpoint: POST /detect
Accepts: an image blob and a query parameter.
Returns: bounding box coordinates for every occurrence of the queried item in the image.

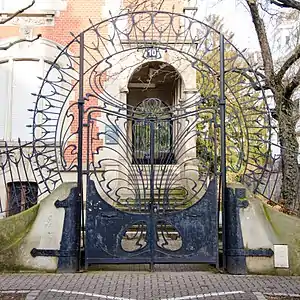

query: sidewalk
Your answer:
[0,267,300,300]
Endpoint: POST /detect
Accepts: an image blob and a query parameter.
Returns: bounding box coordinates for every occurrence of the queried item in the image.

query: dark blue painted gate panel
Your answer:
[84,99,219,267]
[85,179,218,265]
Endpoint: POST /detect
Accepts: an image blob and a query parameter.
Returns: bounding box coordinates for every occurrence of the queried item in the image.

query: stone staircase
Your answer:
[116,165,191,212]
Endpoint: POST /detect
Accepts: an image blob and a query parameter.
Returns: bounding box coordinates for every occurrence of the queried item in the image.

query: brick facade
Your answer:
[37,0,108,166]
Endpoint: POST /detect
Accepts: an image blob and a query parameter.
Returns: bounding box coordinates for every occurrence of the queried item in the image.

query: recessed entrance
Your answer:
[128,61,183,164]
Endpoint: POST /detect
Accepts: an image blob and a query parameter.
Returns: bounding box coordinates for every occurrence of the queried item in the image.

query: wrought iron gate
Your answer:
[84,98,220,266]
[28,10,278,272]
[74,10,229,268]
[132,99,174,164]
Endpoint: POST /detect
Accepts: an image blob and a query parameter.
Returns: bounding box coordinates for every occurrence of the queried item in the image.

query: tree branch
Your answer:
[270,0,300,10]
[276,44,300,81]
[246,0,276,86]
[0,0,35,25]
[0,1,42,51]
[0,34,41,51]
[231,67,271,91]
[285,67,300,97]
[158,0,166,11]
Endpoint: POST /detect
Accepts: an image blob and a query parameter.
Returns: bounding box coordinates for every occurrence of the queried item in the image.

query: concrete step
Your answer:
[121,189,187,195]
[115,204,192,212]
[129,178,182,183]
[120,188,188,198]
[117,197,189,203]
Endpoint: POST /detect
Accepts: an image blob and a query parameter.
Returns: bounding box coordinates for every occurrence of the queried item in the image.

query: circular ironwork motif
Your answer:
[32,10,275,205]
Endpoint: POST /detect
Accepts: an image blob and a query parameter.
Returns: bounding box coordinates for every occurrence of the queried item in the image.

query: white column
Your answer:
[183,89,198,160]
[5,59,13,141]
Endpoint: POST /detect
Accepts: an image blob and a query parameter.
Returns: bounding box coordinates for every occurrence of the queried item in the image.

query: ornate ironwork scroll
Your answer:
[0,9,297,271]
[0,140,39,217]
[27,10,290,266]
[30,11,282,206]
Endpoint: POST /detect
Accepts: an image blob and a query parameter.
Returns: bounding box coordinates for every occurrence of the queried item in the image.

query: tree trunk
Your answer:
[275,91,300,214]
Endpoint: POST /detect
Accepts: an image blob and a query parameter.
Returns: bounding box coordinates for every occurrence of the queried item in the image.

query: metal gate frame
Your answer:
[1,9,276,275]
[74,33,228,270]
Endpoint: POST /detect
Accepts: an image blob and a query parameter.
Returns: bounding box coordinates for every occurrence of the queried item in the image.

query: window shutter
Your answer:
[11,60,40,142]
[0,63,9,140]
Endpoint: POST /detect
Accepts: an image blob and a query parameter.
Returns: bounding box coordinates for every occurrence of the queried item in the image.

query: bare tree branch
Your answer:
[0,0,35,25]
[231,67,271,91]
[270,0,300,10]
[276,44,300,81]
[0,34,41,51]
[246,0,276,86]
[0,1,42,51]
[285,67,300,97]
[158,0,166,11]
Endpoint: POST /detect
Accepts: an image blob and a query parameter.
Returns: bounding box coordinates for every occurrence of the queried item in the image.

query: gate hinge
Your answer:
[225,248,274,257]
[55,199,69,208]
[245,248,274,257]
[30,248,77,258]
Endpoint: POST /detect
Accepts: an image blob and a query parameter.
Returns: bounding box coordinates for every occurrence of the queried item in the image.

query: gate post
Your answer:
[149,119,155,271]
[219,35,247,274]
[224,188,247,274]
[219,34,227,270]
[57,32,85,273]
[76,31,85,271]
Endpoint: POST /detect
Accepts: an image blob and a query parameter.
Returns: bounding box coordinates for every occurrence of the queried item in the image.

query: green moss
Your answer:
[262,203,279,236]
[247,267,291,276]
[0,205,39,270]
[262,204,300,275]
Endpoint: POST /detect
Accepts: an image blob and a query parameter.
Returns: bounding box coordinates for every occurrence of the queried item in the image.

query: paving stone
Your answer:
[0,270,300,300]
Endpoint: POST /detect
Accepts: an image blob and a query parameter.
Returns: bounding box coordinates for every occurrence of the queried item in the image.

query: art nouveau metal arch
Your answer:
[27,10,278,269]
[32,11,273,194]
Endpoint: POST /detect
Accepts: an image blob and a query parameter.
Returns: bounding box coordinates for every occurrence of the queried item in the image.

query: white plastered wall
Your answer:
[0,37,78,213]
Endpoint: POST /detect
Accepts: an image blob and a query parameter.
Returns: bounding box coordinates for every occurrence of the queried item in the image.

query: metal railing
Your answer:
[0,140,41,218]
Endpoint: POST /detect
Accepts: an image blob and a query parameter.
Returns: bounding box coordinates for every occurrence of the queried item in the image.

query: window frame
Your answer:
[0,58,63,143]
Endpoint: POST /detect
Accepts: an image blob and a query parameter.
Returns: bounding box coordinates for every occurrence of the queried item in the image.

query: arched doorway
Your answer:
[127,61,183,164]
[132,98,174,164]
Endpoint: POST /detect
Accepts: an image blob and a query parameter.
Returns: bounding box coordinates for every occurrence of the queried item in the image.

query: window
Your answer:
[0,62,8,140]
[0,59,41,141]
[11,60,41,141]
[6,181,38,216]
[0,59,62,142]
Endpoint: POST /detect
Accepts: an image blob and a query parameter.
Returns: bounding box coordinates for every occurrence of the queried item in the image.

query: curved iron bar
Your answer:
[0,10,292,220]
[0,140,41,217]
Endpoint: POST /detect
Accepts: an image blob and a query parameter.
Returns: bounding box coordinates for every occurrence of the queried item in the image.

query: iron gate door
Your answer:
[85,101,219,267]
[132,100,175,165]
